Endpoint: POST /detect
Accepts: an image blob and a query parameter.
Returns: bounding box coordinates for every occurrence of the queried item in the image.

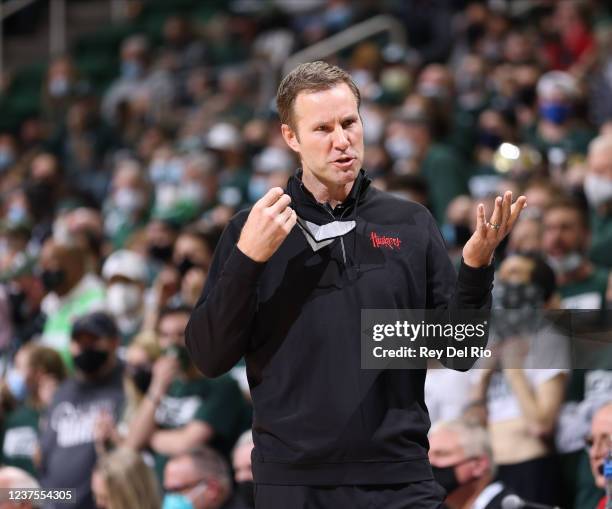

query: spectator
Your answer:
[588,401,612,509]
[39,312,124,509]
[125,305,249,481]
[103,159,151,249]
[92,447,161,509]
[525,70,594,157]
[101,35,174,125]
[102,249,148,344]
[38,239,106,363]
[429,420,515,508]
[163,447,241,509]
[231,431,254,509]
[390,94,469,223]
[584,134,612,268]
[471,253,568,506]
[1,344,65,475]
[542,198,610,309]
[0,466,40,509]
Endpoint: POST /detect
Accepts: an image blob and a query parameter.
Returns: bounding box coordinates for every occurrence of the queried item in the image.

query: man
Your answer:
[126,305,249,481]
[584,134,612,269]
[186,61,526,508]
[39,312,124,509]
[102,249,148,343]
[428,420,514,509]
[542,198,610,309]
[163,447,243,509]
[0,466,40,509]
[589,402,612,509]
[38,239,106,365]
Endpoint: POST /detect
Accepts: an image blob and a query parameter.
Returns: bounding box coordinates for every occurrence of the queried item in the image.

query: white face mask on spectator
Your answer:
[547,252,583,274]
[114,188,146,214]
[584,173,612,209]
[106,282,142,316]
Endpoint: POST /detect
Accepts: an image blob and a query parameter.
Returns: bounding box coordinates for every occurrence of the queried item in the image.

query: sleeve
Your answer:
[185,214,266,378]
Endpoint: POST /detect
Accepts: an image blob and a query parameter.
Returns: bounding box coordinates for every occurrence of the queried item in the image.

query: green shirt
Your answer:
[589,210,612,268]
[420,143,469,224]
[153,374,251,478]
[559,267,609,309]
[0,404,40,476]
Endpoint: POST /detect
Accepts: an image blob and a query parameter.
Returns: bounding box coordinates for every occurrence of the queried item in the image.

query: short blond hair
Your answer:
[94,448,161,509]
[276,61,361,129]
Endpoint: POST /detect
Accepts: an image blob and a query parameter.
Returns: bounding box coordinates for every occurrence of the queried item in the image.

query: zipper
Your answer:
[320,202,351,265]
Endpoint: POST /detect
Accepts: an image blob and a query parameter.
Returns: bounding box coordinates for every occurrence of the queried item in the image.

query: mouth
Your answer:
[332,156,355,169]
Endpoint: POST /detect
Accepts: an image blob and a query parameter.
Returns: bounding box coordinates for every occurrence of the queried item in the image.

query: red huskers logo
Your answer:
[370,232,402,250]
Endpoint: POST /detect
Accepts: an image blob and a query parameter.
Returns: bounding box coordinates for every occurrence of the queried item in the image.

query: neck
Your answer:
[447,475,492,509]
[301,169,354,208]
[557,260,592,286]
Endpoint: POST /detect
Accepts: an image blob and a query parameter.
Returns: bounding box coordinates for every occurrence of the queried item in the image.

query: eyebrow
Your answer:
[310,115,358,128]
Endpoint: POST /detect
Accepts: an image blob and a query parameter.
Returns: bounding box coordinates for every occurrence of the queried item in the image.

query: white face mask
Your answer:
[584,173,612,209]
[547,252,583,274]
[384,136,416,161]
[106,282,142,316]
[114,188,146,213]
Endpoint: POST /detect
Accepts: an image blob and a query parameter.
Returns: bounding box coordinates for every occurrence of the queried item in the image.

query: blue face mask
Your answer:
[121,60,143,80]
[162,493,194,509]
[248,177,269,203]
[7,370,28,401]
[539,102,571,125]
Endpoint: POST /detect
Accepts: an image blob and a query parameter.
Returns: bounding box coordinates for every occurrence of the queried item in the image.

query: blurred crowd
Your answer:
[0,0,611,508]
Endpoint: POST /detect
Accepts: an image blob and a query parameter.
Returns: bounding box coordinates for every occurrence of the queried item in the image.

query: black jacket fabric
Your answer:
[186,170,494,485]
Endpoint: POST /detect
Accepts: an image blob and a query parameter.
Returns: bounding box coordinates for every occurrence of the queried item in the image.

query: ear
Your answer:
[281,124,300,154]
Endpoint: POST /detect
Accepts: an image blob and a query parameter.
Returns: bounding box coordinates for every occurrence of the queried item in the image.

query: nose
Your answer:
[332,124,350,151]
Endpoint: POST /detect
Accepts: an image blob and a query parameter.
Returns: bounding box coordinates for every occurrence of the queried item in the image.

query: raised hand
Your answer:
[463,191,528,268]
[237,187,298,262]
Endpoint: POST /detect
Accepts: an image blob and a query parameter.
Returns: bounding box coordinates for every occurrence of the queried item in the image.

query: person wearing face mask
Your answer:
[542,198,610,309]
[525,71,595,157]
[470,254,568,507]
[38,239,106,366]
[584,134,612,269]
[39,311,124,509]
[231,431,254,509]
[247,147,294,205]
[163,447,243,509]
[0,344,66,476]
[103,160,151,249]
[429,420,515,509]
[125,305,250,483]
[102,249,148,344]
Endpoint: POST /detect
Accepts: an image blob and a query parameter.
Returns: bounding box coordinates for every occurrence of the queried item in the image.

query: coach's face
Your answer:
[281,83,364,190]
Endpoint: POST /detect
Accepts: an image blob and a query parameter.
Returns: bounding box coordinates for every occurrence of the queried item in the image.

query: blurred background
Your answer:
[0,1,611,508]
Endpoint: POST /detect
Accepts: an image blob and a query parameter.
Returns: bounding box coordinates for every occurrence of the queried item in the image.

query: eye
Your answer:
[342,119,356,128]
[315,125,328,132]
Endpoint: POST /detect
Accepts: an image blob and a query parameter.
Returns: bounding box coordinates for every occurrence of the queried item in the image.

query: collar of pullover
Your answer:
[285,168,371,225]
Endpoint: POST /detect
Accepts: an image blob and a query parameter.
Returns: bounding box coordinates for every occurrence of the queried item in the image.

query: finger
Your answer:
[488,196,503,231]
[500,191,512,230]
[283,209,297,233]
[256,187,284,208]
[476,203,488,237]
[276,206,293,224]
[506,196,528,230]
[268,194,291,215]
